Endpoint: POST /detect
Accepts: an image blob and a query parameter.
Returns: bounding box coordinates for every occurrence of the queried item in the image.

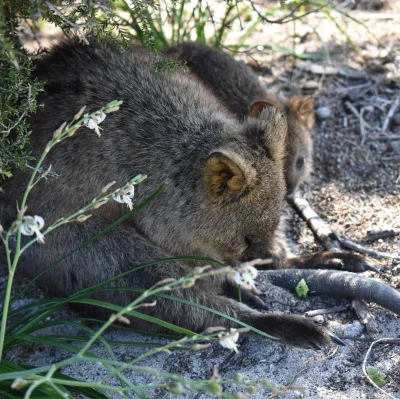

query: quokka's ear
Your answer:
[203,152,252,201]
[249,100,276,118]
[251,105,288,161]
[289,96,314,121]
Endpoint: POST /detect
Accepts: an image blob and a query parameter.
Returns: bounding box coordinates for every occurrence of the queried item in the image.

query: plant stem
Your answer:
[0,269,14,362]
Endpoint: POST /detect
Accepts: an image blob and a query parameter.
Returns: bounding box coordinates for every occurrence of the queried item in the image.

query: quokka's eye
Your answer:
[245,236,252,247]
[296,156,305,169]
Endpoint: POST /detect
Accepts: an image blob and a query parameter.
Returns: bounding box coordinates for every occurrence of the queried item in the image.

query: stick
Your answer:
[360,106,373,146]
[363,229,400,243]
[344,101,372,129]
[382,96,400,132]
[288,195,340,251]
[262,269,400,316]
[305,305,349,317]
[289,194,400,260]
[351,299,379,337]
[337,234,400,260]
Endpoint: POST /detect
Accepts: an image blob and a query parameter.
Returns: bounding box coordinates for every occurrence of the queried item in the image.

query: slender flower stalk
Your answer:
[0,101,123,363]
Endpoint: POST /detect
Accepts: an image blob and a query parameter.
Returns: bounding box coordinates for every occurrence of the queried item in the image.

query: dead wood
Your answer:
[304,305,349,317]
[363,229,400,243]
[382,96,400,132]
[352,299,380,337]
[289,194,400,260]
[262,269,400,316]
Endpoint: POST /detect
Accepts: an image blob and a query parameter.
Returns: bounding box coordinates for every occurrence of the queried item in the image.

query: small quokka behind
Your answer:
[0,40,369,349]
[166,42,314,195]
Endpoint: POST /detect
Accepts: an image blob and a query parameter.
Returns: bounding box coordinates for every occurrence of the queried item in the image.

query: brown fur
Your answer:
[165,42,314,195]
[0,40,369,349]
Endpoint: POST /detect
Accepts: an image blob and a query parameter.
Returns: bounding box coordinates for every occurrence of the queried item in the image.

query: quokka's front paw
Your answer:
[294,251,379,273]
[321,251,379,273]
[252,314,345,350]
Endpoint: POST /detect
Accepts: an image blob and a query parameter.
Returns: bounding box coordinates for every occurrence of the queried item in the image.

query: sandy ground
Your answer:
[2,0,400,398]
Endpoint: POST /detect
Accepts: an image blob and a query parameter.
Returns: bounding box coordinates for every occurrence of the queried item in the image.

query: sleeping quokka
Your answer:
[0,40,372,349]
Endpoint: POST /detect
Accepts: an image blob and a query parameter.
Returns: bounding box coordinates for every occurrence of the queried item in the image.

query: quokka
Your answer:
[0,40,371,349]
[166,42,314,195]
[166,42,316,269]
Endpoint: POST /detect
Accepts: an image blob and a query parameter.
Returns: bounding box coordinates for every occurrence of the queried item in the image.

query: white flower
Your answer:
[218,328,240,353]
[83,112,106,137]
[233,263,258,290]
[20,215,45,244]
[112,185,135,210]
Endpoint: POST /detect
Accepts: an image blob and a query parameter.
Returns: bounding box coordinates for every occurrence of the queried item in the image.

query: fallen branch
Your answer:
[337,234,400,260]
[382,96,400,133]
[344,101,372,130]
[363,229,400,243]
[289,194,400,260]
[304,305,348,317]
[262,269,400,316]
[288,195,340,251]
[351,299,379,337]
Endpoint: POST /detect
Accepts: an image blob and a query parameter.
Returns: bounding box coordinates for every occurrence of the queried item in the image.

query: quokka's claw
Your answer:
[363,263,381,273]
[329,334,346,347]
[308,341,323,351]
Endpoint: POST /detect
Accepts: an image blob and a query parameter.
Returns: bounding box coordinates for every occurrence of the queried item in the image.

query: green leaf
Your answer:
[295,278,309,297]
[366,368,386,387]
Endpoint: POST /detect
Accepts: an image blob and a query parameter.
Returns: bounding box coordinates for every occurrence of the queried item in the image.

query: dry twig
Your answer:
[305,305,349,317]
[351,299,379,337]
[344,101,372,130]
[360,106,373,145]
[263,269,400,316]
[289,194,400,260]
[382,96,400,133]
[363,229,400,243]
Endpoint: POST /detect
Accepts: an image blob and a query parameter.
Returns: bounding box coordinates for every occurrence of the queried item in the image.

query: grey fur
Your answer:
[165,42,314,195]
[0,40,365,349]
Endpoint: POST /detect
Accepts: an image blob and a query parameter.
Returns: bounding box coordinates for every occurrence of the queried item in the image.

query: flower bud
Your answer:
[168,382,184,395]
[77,214,92,223]
[104,105,120,113]
[73,106,86,120]
[11,378,29,390]
[53,122,67,138]
[208,381,222,395]
[191,343,211,351]
[67,127,79,137]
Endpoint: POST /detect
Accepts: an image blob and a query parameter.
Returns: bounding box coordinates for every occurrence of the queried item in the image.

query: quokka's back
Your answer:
[1,39,288,267]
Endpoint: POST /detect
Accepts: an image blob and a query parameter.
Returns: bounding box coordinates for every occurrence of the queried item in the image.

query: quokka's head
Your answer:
[251,96,314,196]
[150,104,288,264]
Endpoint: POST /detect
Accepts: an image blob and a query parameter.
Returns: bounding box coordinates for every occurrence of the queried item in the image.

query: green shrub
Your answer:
[0,47,42,185]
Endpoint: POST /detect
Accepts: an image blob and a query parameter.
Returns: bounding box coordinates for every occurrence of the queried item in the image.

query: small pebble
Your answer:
[343,320,364,337]
[312,315,325,324]
[317,106,332,120]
